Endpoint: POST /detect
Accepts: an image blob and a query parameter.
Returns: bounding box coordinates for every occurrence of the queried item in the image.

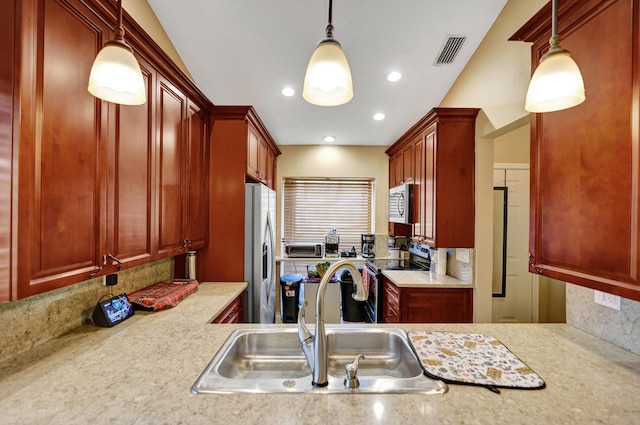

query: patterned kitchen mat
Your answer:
[408,331,545,394]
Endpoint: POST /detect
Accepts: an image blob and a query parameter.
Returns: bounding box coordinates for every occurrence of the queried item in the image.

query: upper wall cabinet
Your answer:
[0,0,212,301]
[512,0,640,301]
[197,106,280,283]
[387,108,479,248]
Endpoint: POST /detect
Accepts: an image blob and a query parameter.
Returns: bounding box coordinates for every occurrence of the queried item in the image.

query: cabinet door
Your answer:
[0,0,15,300]
[402,288,473,323]
[111,58,155,267]
[156,78,186,257]
[184,100,208,249]
[412,134,425,240]
[401,142,414,183]
[247,125,261,181]
[525,0,640,301]
[15,0,109,298]
[422,123,437,243]
[382,279,401,323]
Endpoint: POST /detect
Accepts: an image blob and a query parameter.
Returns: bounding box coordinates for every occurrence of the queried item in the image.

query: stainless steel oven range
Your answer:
[362,241,431,323]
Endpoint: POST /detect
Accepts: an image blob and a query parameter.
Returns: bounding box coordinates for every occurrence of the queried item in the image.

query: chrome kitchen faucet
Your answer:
[297,260,367,387]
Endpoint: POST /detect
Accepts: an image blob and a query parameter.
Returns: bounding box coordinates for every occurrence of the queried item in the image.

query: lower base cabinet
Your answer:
[212,293,244,324]
[382,277,473,323]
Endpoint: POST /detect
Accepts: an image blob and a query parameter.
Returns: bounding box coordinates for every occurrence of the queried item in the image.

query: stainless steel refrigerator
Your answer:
[244,183,276,323]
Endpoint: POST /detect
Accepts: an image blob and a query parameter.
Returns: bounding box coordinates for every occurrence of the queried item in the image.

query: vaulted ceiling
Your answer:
[148,0,508,145]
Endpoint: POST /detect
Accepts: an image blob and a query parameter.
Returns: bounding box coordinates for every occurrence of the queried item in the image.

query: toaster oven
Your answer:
[284,242,323,258]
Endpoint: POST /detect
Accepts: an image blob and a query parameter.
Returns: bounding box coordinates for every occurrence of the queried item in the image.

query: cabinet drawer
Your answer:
[212,293,244,324]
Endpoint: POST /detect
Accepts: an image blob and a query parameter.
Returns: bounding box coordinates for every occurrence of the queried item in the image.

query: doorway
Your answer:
[492,166,537,323]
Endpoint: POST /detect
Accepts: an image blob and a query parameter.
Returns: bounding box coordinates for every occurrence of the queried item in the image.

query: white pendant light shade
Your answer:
[88,42,146,105]
[303,40,353,106]
[525,50,585,113]
[524,0,585,113]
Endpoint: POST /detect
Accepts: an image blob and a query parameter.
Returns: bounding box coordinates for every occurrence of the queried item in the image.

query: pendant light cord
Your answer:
[325,0,334,39]
[114,0,125,41]
[551,0,557,37]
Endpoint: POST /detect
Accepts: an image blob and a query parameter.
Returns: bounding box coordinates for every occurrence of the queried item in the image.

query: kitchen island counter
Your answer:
[1,282,639,424]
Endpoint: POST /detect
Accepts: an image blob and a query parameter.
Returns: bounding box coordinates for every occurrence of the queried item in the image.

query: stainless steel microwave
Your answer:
[389,183,412,224]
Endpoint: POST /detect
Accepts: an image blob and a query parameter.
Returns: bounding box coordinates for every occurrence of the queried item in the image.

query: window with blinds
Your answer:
[282,178,375,253]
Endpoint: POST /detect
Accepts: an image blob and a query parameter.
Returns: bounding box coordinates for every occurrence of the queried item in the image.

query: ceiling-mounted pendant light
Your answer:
[88,0,146,105]
[525,0,585,113]
[302,0,353,106]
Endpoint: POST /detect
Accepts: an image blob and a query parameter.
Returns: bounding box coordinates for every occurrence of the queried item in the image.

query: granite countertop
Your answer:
[1,281,640,424]
[382,269,473,288]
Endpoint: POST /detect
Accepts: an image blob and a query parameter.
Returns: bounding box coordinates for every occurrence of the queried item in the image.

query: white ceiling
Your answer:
[147,0,508,146]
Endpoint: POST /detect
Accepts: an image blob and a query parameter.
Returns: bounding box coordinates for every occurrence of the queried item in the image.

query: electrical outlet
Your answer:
[104,274,118,287]
[594,290,621,310]
[456,248,470,263]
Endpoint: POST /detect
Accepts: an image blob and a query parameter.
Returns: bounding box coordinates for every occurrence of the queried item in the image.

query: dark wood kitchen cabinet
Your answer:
[0,0,212,301]
[212,292,245,324]
[197,106,280,283]
[387,108,478,248]
[247,123,278,188]
[387,136,415,188]
[512,0,640,302]
[382,277,473,323]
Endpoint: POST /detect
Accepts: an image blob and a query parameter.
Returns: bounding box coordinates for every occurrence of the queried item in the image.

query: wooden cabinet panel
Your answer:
[14,0,110,298]
[1,0,214,301]
[184,101,208,250]
[212,292,245,324]
[383,277,473,323]
[198,106,280,283]
[513,0,640,301]
[0,0,15,300]
[247,124,276,187]
[156,78,186,258]
[111,60,156,267]
[387,108,478,248]
[247,126,260,180]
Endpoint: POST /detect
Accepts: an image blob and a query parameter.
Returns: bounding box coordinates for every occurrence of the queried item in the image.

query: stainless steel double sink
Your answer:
[191,327,448,394]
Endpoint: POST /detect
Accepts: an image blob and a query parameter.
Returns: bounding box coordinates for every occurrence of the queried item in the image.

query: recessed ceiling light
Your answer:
[386,71,402,82]
[373,113,386,121]
[282,87,295,97]
[323,135,336,143]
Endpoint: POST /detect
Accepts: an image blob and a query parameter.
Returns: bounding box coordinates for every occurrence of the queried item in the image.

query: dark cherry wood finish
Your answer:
[1,0,212,300]
[387,108,479,248]
[382,277,473,323]
[212,292,245,324]
[512,0,640,301]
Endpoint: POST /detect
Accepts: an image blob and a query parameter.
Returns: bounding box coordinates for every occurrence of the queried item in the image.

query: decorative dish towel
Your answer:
[128,279,199,311]
[408,331,545,394]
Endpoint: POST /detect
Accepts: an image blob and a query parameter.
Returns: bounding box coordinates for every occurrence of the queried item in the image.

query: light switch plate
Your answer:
[594,290,621,310]
[456,248,470,263]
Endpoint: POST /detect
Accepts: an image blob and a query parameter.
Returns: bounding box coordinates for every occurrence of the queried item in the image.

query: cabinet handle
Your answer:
[528,253,543,274]
[90,255,108,278]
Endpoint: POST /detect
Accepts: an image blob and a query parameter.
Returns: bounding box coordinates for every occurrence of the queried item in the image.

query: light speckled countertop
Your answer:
[382,270,472,288]
[1,281,639,424]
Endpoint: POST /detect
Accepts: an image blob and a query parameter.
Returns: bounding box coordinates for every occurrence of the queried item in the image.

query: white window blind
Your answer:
[283,178,374,253]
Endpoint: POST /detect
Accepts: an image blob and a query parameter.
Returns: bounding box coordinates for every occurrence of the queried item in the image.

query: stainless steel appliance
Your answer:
[244,183,277,323]
[363,241,430,323]
[284,242,322,258]
[389,183,412,224]
[361,233,375,258]
[324,229,340,257]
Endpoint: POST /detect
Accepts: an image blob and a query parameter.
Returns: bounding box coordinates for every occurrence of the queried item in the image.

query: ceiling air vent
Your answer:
[434,35,466,65]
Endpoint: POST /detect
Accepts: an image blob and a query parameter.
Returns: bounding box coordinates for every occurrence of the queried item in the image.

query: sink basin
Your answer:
[191,327,448,394]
